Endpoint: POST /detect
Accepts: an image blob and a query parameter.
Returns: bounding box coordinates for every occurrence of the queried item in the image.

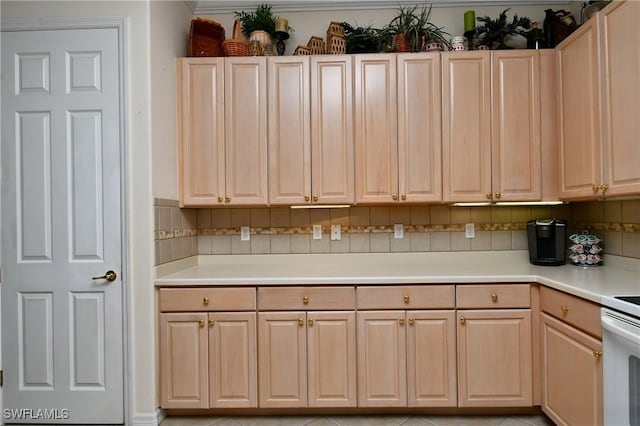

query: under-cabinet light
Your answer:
[290,204,351,209]
[451,201,565,207]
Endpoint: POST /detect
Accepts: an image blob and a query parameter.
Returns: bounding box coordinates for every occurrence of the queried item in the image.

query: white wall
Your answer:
[1,0,156,422]
[151,1,193,200]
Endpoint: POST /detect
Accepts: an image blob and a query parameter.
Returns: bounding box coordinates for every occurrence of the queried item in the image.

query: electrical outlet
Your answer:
[465,223,475,239]
[393,223,404,239]
[331,224,341,241]
[313,224,323,240]
[240,226,250,241]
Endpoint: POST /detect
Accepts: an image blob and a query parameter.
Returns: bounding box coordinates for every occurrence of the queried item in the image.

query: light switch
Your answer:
[313,224,322,240]
[394,223,404,239]
[331,224,341,241]
[465,223,475,239]
[240,226,250,241]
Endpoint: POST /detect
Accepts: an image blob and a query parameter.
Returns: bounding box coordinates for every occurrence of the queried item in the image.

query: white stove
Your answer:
[602,295,640,319]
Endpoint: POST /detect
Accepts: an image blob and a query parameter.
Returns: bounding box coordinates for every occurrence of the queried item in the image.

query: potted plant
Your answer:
[388,4,450,52]
[234,4,278,49]
[342,22,393,54]
[475,9,532,49]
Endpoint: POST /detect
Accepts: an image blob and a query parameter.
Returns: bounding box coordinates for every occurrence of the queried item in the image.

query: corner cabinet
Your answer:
[177,57,267,207]
[558,0,640,199]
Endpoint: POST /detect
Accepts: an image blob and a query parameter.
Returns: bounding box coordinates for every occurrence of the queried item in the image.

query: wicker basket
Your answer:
[293,45,312,55]
[327,21,345,43]
[222,20,248,57]
[327,37,346,55]
[188,18,225,57]
[307,36,326,55]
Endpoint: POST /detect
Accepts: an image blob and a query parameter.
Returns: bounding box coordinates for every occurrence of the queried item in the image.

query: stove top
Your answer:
[603,295,640,318]
[615,295,640,306]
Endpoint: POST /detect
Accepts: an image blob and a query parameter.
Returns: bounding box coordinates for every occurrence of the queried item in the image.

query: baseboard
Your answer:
[131,409,165,426]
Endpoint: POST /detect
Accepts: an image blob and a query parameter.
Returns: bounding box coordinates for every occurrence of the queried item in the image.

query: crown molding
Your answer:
[186,0,571,14]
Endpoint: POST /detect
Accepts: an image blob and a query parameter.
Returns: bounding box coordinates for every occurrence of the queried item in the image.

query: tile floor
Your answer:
[160,414,555,426]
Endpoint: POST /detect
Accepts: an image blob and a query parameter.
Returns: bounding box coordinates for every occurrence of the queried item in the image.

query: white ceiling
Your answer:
[186,0,572,14]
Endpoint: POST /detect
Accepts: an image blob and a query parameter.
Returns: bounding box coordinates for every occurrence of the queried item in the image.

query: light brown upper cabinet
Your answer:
[442,51,543,203]
[354,53,442,204]
[558,0,640,199]
[178,57,267,207]
[269,56,355,205]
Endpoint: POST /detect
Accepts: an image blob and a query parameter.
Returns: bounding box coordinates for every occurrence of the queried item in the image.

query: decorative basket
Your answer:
[293,45,312,55]
[222,20,248,57]
[307,36,326,55]
[188,18,225,57]
[394,33,412,53]
[249,30,273,49]
[327,21,345,43]
[327,36,346,55]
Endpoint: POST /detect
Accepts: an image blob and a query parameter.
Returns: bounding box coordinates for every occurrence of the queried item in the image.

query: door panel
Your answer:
[1,28,124,423]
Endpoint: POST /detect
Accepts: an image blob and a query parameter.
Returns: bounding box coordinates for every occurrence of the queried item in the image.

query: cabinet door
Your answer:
[310,56,354,204]
[357,311,406,407]
[258,312,307,407]
[178,58,225,207]
[457,309,532,407]
[407,310,457,407]
[491,51,541,201]
[600,1,640,197]
[541,313,602,425]
[224,57,268,205]
[268,57,311,205]
[397,53,442,203]
[307,311,357,407]
[159,313,208,409]
[442,52,492,202]
[208,312,257,408]
[557,19,603,199]
[354,54,398,204]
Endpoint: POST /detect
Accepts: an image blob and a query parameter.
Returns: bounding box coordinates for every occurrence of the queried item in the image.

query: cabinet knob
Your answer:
[313,195,319,202]
[225,197,231,203]
[593,185,600,193]
[600,184,608,193]
[209,319,215,327]
[403,295,410,304]
[298,318,304,327]
[593,350,602,360]
[491,294,498,302]
[408,318,414,325]
[203,297,209,305]
[399,318,405,326]
[199,319,205,328]
[460,316,466,325]
[401,194,407,201]
[303,296,309,305]
[392,194,398,201]
[218,196,224,203]
[308,318,314,327]
[304,195,310,202]
[494,192,501,199]
[486,193,492,200]
[560,305,569,314]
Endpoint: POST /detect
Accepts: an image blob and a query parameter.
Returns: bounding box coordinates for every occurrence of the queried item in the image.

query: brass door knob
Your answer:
[392,194,398,201]
[600,184,608,193]
[593,185,600,193]
[203,297,210,305]
[304,195,310,202]
[225,197,231,203]
[303,296,309,304]
[209,319,215,327]
[403,295,410,304]
[199,319,205,328]
[593,350,602,360]
[494,192,501,199]
[313,195,319,202]
[491,294,498,302]
[486,193,492,200]
[298,318,304,327]
[399,318,405,326]
[561,305,569,314]
[308,318,314,327]
[460,316,466,325]
[401,194,407,201]
[218,196,224,203]
[92,270,117,282]
[408,318,414,325]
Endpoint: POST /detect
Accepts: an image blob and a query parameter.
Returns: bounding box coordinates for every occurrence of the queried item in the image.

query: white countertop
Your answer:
[155,251,640,312]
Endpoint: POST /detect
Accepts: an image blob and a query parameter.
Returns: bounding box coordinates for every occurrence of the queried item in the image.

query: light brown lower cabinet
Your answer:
[258,311,357,408]
[357,310,457,407]
[159,312,257,409]
[541,312,603,425]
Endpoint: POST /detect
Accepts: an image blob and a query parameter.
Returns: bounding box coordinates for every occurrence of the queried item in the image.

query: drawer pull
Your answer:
[403,295,410,304]
[561,305,569,314]
[209,319,215,327]
[399,318,405,326]
[303,296,309,305]
[308,318,314,327]
[298,318,304,327]
[203,297,210,306]
[593,350,602,360]
[199,319,205,328]
[408,318,414,325]
[491,294,498,302]
[460,316,466,325]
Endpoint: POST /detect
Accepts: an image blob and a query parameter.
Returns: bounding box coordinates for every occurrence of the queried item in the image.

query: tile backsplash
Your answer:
[154,199,640,265]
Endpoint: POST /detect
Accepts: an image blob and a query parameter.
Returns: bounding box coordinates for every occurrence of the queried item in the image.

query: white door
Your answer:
[1,28,124,423]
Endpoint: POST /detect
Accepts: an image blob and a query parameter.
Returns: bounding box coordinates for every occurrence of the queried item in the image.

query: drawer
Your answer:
[456,284,531,309]
[158,287,256,312]
[357,285,455,310]
[540,286,601,338]
[258,287,355,310]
